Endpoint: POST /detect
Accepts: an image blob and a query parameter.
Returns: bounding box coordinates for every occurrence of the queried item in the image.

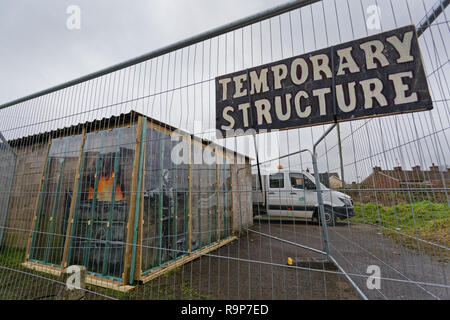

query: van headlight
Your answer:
[339,197,352,206]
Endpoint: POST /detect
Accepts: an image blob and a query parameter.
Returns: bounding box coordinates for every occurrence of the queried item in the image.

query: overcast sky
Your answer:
[0,0,285,105]
[0,0,448,183]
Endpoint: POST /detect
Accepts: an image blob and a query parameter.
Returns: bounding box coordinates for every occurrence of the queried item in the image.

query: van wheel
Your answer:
[318,207,336,226]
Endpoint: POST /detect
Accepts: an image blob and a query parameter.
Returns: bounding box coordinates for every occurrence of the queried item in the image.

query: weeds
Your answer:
[350,201,449,260]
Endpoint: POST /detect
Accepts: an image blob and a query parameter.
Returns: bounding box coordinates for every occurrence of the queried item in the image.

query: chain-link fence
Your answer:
[0,0,448,300]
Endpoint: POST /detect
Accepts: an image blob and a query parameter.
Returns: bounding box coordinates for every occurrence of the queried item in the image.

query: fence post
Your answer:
[57,265,87,300]
[311,152,330,257]
[311,123,338,257]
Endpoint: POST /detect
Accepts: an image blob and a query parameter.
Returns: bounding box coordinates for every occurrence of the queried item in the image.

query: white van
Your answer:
[252,169,354,226]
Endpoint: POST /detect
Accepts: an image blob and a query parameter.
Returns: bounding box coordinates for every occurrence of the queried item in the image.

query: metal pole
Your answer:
[237,148,312,172]
[312,123,337,257]
[328,255,368,300]
[247,228,327,256]
[416,0,450,37]
[312,153,330,256]
[0,0,321,109]
[336,123,345,188]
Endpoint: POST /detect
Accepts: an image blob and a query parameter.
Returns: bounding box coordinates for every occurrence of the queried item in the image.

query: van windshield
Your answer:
[290,173,305,189]
[290,173,328,190]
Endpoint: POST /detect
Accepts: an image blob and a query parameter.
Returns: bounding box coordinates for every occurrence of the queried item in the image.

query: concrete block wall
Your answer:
[4,142,48,249]
[232,155,253,233]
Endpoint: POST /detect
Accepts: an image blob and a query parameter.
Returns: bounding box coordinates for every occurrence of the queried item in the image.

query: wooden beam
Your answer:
[140,236,236,284]
[188,136,192,253]
[60,129,87,269]
[231,157,235,234]
[22,261,135,293]
[25,138,52,261]
[123,116,144,285]
[216,161,221,242]
[85,274,134,293]
[22,261,61,276]
[134,145,146,281]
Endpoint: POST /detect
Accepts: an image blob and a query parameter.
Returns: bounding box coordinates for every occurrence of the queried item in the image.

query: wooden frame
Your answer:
[123,115,145,285]
[133,147,145,282]
[136,120,193,273]
[140,236,236,284]
[61,128,87,268]
[19,110,250,291]
[22,261,134,292]
[43,138,70,264]
[25,138,52,261]
[135,119,244,281]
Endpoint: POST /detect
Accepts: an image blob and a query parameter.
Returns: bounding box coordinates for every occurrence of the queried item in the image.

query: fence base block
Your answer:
[57,265,86,300]
[288,257,338,271]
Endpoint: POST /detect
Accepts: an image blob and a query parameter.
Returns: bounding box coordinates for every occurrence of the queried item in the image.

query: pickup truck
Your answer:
[252,169,354,226]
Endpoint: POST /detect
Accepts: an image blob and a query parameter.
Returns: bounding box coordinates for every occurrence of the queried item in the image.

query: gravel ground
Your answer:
[234,219,449,300]
[1,219,447,300]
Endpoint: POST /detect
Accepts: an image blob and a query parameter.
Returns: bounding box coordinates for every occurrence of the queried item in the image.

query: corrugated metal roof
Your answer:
[8,110,251,160]
[8,111,142,147]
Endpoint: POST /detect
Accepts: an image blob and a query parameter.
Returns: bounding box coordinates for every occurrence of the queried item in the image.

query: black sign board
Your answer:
[216,25,432,138]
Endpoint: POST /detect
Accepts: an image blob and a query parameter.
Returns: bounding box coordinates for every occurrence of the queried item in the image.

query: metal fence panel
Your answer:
[0,0,448,300]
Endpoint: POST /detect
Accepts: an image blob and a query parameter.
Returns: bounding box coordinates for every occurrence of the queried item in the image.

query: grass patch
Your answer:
[84,266,215,300]
[349,201,449,260]
[127,267,215,300]
[0,247,65,299]
[0,247,26,267]
[0,247,214,300]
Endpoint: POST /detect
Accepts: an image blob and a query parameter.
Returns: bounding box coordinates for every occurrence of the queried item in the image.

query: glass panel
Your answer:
[0,133,15,246]
[205,158,218,245]
[67,126,136,279]
[173,155,189,259]
[142,128,161,271]
[141,125,189,272]
[191,143,218,251]
[159,135,178,265]
[190,143,201,251]
[218,161,232,240]
[29,135,82,266]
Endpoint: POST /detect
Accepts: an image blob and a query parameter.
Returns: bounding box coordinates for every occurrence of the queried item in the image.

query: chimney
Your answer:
[393,166,402,179]
[429,163,439,172]
[412,165,421,174]
[429,163,440,181]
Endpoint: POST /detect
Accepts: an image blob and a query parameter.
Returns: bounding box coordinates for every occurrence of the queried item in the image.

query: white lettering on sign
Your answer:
[216,25,432,138]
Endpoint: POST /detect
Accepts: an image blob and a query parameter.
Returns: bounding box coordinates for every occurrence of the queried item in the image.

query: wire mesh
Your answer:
[0,0,448,300]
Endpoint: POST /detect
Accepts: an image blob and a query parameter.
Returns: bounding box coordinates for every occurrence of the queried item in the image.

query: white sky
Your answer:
[0,0,448,184]
[0,0,283,104]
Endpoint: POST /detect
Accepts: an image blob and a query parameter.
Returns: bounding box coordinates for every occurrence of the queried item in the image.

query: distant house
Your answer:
[328,173,344,189]
[360,164,449,189]
[308,170,343,189]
